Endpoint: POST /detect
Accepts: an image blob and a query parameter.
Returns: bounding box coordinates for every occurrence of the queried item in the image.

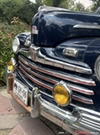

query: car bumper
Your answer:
[7,73,100,135]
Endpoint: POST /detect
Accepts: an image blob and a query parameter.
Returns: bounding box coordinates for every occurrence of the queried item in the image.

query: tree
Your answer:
[0,0,24,23]
[42,0,86,12]
[43,0,66,7]
[73,2,85,12]
[59,0,74,10]
[18,0,36,25]
[90,0,100,11]
[0,0,42,24]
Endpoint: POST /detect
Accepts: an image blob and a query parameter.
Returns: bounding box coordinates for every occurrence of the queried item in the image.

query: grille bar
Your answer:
[19,66,94,105]
[19,61,57,84]
[79,112,100,131]
[81,113,100,122]
[79,121,100,131]
[19,66,53,91]
[19,56,96,86]
[80,118,100,127]
[19,61,94,95]
[72,95,93,104]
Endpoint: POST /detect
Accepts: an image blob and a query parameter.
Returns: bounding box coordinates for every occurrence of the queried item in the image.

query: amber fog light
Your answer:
[52,81,72,106]
[8,60,13,72]
[7,58,16,72]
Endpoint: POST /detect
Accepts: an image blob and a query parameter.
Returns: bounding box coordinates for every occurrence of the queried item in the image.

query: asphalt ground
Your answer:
[0,86,67,135]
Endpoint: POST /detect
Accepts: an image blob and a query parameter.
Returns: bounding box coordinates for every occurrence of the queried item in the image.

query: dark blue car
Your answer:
[6,6,100,135]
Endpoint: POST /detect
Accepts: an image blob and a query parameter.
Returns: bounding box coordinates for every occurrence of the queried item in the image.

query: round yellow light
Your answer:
[53,85,69,106]
[8,60,13,72]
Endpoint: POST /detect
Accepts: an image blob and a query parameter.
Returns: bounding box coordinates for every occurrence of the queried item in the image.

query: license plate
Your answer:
[13,78,28,105]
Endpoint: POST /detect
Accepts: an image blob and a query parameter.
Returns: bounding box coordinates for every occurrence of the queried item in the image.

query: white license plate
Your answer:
[13,79,28,105]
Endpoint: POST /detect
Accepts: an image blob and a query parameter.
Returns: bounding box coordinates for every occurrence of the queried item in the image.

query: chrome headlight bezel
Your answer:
[24,34,31,47]
[94,55,100,81]
[52,81,72,107]
[12,37,20,54]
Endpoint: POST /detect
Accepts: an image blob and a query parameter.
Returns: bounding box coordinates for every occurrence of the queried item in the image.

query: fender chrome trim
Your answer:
[30,46,92,75]
[73,24,100,29]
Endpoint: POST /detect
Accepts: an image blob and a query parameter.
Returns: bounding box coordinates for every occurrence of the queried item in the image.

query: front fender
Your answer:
[84,38,100,71]
[16,32,31,47]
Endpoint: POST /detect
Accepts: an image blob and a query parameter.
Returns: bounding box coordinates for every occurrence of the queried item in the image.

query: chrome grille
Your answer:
[18,55,95,106]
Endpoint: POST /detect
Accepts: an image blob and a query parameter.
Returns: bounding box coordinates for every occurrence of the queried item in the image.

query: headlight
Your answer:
[52,81,72,106]
[12,37,20,54]
[94,55,100,81]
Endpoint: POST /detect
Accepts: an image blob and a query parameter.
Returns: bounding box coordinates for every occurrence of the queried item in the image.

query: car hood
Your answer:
[32,8,100,47]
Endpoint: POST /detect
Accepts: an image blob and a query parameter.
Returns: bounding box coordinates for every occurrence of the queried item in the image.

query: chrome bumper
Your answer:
[33,90,100,135]
[7,73,100,135]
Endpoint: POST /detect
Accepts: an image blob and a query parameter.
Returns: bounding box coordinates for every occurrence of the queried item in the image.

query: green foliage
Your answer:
[0,0,24,23]
[0,0,90,25]
[59,0,74,9]
[0,0,41,24]
[91,0,100,11]
[19,1,42,25]
[43,0,86,12]
[43,0,66,7]
[0,0,91,86]
[73,2,85,12]
[0,18,30,85]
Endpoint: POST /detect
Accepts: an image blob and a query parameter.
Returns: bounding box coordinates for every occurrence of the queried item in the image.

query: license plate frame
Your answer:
[13,78,28,105]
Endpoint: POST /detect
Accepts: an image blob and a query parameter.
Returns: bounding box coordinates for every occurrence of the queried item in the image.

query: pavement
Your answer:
[0,86,66,135]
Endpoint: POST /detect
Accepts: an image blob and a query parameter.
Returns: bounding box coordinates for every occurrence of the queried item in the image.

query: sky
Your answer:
[30,0,93,8]
[30,0,35,3]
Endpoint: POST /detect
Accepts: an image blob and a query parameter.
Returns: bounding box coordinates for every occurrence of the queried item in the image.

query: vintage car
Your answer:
[6,6,100,135]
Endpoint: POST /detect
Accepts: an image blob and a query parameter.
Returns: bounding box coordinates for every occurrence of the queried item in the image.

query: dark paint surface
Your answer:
[32,8,100,47]
[16,34,100,111]
[41,42,100,111]
[16,8,100,111]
